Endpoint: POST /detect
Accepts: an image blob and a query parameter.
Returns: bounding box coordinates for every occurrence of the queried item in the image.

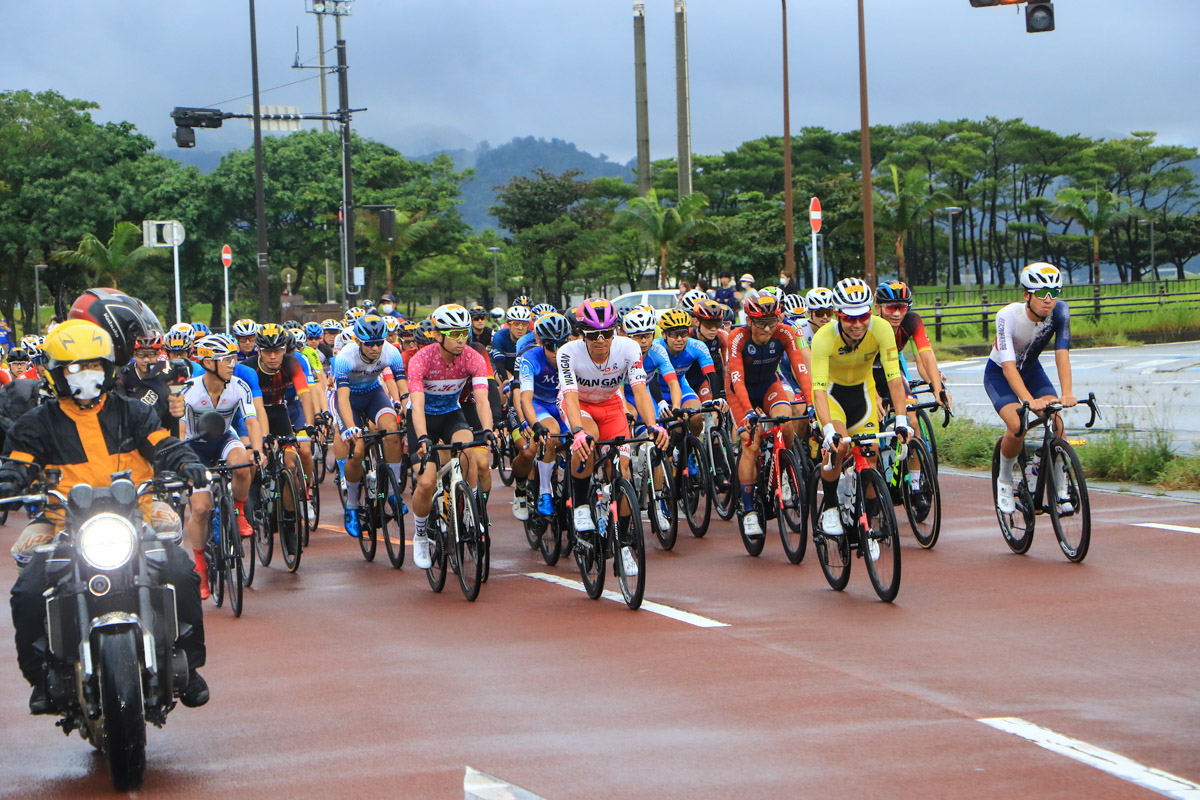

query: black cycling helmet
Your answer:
[415,318,435,346]
[67,288,163,366]
[256,323,291,350]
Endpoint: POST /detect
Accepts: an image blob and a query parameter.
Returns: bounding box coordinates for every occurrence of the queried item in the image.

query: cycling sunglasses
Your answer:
[360,338,386,347]
[583,328,616,341]
[749,318,779,329]
[663,328,690,338]
[442,329,470,340]
[837,311,872,324]
[881,303,910,314]
[1031,287,1062,299]
[470,313,486,321]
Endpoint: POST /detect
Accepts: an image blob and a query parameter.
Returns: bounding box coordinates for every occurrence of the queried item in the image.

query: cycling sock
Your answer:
[572,476,590,507]
[999,453,1017,483]
[536,460,553,491]
[388,462,403,487]
[414,515,428,537]
[740,484,756,514]
[336,458,346,479]
[345,480,360,508]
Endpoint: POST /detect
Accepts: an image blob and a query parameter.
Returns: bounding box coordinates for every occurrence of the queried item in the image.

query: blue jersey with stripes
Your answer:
[332,341,405,394]
[656,337,712,395]
[517,346,560,406]
[623,341,676,405]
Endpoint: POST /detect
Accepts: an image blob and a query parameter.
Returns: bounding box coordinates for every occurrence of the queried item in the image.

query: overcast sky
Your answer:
[4,1,1198,162]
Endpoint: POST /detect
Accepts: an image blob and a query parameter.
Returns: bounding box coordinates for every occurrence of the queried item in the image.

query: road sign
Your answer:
[221,244,232,268]
[810,197,822,234]
[165,221,186,246]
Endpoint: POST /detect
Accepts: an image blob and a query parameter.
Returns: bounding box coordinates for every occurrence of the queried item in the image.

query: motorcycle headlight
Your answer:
[77,513,138,571]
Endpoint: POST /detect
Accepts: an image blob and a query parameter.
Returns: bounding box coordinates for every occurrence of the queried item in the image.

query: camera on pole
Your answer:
[170,107,226,149]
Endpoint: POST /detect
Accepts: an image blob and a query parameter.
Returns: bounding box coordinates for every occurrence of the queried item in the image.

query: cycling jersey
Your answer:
[777,320,811,397]
[489,326,520,376]
[518,346,560,407]
[236,348,257,364]
[332,341,406,394]
[407,343,489,416]
[624,341,676,406]
[656,336,713,402]
[690,328,728,400]
[246,353,309,406]
[726,323,810,405]
[471,327,493,349]
[809,316,901,391]
[299,345,325,376]
[557,337,647,405]
[180,374,256,435]
[515,330,539,359]
[989,301,1070,369]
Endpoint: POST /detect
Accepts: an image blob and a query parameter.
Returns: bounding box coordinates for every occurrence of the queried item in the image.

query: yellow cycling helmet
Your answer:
[659,309,692,331]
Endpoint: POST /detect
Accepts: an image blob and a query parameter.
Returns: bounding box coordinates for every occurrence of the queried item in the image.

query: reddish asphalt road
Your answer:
[1,470,1198,799]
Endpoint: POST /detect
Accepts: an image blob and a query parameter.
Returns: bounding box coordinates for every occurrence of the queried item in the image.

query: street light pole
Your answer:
[487,247,501,307]
[856,0,876,287]
[781,0,795,280]
[33,264,47,335]
[249,0,270,321]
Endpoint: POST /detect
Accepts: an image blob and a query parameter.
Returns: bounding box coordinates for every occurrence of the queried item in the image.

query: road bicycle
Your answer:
[671,402,733,539]
[809,431,903,602]
[736,413,809,561]
[349,427,408,568]
[991,393,1099,562]
[252,434,307,573]
[881,399,950,549]
[203,461,254,617]
[908,378,948,466]
[569,433,649,610]
[523,432,572,566]
[629,416,679,551]
[419,434,491,602]
[311,411,335,485]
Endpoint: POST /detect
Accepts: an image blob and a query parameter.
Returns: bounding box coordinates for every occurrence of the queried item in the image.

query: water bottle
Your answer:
[364,471,377,500]
[838,470,857,512]
[1024,454,1040,487]
[880,443,897,483]
[596,484,610,538]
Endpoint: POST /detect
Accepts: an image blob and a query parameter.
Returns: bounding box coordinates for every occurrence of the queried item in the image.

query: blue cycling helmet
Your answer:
[303,321,323,339]
[535,313,572,346]
[191,321,211,337]
[353,314,389,344]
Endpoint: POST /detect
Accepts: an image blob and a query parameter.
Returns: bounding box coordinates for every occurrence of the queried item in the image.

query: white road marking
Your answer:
[978,718,1200,799]
[464,766,546,800]
[1133,522,1200,535]
[525,572,730,628]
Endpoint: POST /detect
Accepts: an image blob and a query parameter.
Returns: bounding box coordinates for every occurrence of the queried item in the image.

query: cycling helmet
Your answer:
[20,334,44,352]
[359,299,375,311]
[622,308,658,335]
[353,315,389,343]
[7,348,30,364]
[401,320,419,337]
[512,295,532,308]
[875,281,913,305]
[679,289,707,314]
[304,321,323,339]
[720,304,735,325]
[659,309,692,331]
[195,333,238,361]
[832,278,873,315]
[804,287,836,311]
[415,318,436,345]
[431,304,472,331]
[382,315,401,333]
[1020,262,1063,291]
[320,318,342,333]
[531,302,556,318]
[67,288,163,366]
[758,286,783,301]
[469,304,487,318]
[42,320,117,400]
[256,322,291,350]
[282,320,303,331]
[133,332,162,351]
[191,322,211,337]
[334,328,356,350]
[163,323,195,352]
[535,313,572,345]
[781,293,806,318]
[289,329,306,349]
[232,318,259,338]
[490,307,504,321]
[633,303,655,314]
[743,294,781,319]
[506,305,532,324]
[693,299,724,322]
[345,307,366,322]
[575,298,618,331]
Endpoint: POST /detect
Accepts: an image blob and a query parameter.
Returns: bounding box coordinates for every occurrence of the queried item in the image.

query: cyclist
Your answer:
[399,320,420,352]
[490,305,532,384]
[516,312,573,517]
[318,318,342,361]
[2,348,37,383]
[727,293,812,538]
[800,287,836,341]
[656,308,716,438]
[469,305,492,348]
[407,304,493,570]
[689,299,729,402]
[332,315,408,538]
[558,299,669,574]
[873,282,951,411]
[987,262,1075,514]
[245,323,312,488]
[459,327,503,516]
[809,278,911,536]
[113,332,179,437]
[232,318,259,362]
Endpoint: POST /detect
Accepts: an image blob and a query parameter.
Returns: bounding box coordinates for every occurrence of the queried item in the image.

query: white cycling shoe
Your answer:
[996,480,1016,514]
[742,512,764,537]
[820,507,844,536]
[573,506,596,533]
[412,533,433,569]
[620,546,639,577]
[511,493,529,522]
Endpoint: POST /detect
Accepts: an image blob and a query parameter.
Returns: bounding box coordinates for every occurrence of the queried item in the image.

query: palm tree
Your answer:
[1050,186,1145,284]
[52,221,164,289]
[873,165,959,283]
[357,209,438,292]
[613,189,719,288]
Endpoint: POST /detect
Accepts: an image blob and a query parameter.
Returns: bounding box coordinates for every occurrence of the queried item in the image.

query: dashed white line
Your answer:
[979,718,1200,799]
[1133,522,1200,535]
[525,572,730,628]
[464,766,546,800]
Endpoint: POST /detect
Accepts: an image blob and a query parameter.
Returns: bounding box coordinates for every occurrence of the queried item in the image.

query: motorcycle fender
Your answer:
[82,612,141,678]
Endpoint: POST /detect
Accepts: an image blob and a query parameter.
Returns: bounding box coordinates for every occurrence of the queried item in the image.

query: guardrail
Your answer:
[926,282,1200,342]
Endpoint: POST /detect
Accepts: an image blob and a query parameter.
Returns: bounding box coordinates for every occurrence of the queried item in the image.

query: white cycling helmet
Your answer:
[781,293,806,318]
[506,305,532,323]
[194,333,237,361]
[622,307,657,335]
[431,303,472,331]
[334,328,355,350]
[490,307,504,321]
[832,278,873,316]
[679,289,707,314]
[1020,262,1063,292]
[231,318,258,338]
[804,287,835,311]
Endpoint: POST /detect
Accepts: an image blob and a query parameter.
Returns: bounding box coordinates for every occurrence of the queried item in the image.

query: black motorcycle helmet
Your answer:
[68,288,163,366]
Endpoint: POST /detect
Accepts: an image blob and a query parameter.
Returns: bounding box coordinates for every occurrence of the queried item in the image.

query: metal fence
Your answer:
[924,282,1200,343]
[912,278,1200,309]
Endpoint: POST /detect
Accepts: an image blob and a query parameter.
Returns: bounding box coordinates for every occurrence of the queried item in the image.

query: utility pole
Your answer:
[781,0,795,280]
[337,37,358,309]
[249,0,270,320]
[674,1,693,200]
[316,14,329,133]
[857,0,876,287]
[633,4,651,196]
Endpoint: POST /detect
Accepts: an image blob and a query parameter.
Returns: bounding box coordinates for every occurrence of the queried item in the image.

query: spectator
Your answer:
[713,270,738,311]
[0,318,13,354]
[677,281,693,303]
[378,293,401,318]
[697,277,711,295]
[778,270,799,296]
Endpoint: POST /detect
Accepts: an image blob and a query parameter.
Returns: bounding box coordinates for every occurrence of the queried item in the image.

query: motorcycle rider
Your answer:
[3,316,212,714]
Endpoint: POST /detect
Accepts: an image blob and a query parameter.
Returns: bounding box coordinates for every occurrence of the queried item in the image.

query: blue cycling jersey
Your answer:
[515,331,539,359]
[517,346,560,407]
[623,341,676,405]
[332,341,405,394]
[655,336,713,397]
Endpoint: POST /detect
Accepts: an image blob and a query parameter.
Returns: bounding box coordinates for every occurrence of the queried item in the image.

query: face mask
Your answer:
[380,304,395,314]
[65,369,106,401]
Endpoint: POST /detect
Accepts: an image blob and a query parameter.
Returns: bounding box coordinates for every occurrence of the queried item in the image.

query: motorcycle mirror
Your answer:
[199,411,226,442]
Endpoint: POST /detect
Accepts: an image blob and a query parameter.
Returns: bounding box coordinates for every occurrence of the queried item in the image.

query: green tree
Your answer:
[52,221,164,289]
[1050,186,1145,284]
[612,189,719,287]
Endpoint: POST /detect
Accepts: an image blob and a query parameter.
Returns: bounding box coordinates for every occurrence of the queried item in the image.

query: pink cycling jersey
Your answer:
[406,343,489,415]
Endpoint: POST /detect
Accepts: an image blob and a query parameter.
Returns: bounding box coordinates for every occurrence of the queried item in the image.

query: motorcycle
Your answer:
[2,455,196,792]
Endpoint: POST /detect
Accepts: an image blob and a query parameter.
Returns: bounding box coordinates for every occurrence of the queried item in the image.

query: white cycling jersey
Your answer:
[988,301,1071,370]
[332,341,406,393]
[556,336,647,405]
[180,374,257,435]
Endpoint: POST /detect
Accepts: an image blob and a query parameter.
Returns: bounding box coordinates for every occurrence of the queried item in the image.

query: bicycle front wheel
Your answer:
[613,477,646,610]
[426,514,448,593]
[778,448,808,564]
[498,438,515,487]
[903,437,941,549]
[312,438,327,485]
[992,439,1034,554]
[916,407,938,469]
[378,461,406,569]
[276,468,303,572]
[681,437,712,539]
[252,479,273,567]
[574,493,605,599]
[860,468,901,602]
[709,427,737,521]
[649,448,679,550]
[452,479,484,601]
[810,469,850,591]
[323,437,338,480]
[219,492,244,618]
[1048,440,1090,563]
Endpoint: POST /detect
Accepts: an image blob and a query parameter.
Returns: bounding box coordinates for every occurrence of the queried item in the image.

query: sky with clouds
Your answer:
[4,1,1198,162]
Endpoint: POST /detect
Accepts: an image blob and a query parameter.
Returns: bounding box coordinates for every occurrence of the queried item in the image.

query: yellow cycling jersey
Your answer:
[809,315,901,391]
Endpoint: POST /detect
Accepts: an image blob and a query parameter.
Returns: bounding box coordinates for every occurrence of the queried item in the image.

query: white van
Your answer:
[612,289,680,314]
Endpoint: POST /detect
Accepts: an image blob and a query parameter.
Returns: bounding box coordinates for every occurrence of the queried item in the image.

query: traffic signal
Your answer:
[969,0,1055,33]
[379,208,396,242]
[169,107,226,149]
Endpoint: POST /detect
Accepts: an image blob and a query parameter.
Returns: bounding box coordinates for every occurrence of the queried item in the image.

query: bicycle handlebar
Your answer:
[1016,392,1100,437]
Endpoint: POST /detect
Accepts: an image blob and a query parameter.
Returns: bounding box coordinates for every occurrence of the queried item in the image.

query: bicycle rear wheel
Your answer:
[613,477,645,610]
[903,437,941,549]
[574,490,605,599]
[207,528,223,609]
[737,469,767,557]
[710,427,737,522]
[1048,440,1090,563]
[426,511,448,593]
[323,437,338,480]
[681,437,712,539]
[648,448,679,550]
[219,492,244,617]
[860,468,901,602]
[498,438,515,487]
[312,438,327,485]
[991,439,1035,554]
[778,448,808,564]
[810,469,851,591]
[252,478,273,567]
[452,479,484,601]
[276,468,303,572]
[378,461,406,569]
[916,408,938,469]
